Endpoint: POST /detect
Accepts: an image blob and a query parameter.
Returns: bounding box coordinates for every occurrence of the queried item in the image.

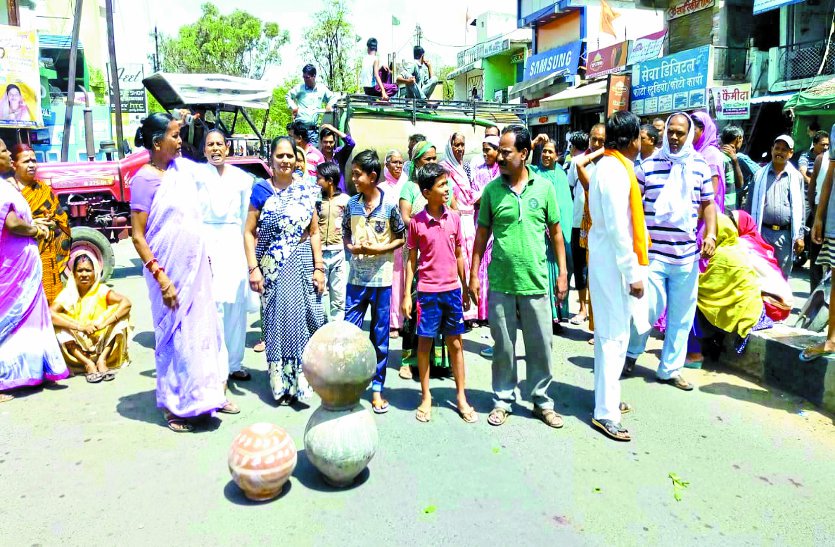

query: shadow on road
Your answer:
[227,367,278,407]
[699,381,803,414]
[380,385,496,414]
[133,331,155,349]
[223,479,292,505]
[293,449,370,492]
[111,258,142,280]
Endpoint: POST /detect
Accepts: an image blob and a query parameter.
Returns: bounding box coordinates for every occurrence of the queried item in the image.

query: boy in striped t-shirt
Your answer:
[624,112,718,391]
[342,150,406,414]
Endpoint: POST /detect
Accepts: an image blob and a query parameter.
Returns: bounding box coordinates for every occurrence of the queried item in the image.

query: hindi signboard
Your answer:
[630,45,710,116]
[753,0,804,15]
[627,30,666,66]
[712,83,751,120]
[607,74,631,117]
[667,0,715,20]
[0,24,43,129]
[524,41,582,81]
[587,42,629,79]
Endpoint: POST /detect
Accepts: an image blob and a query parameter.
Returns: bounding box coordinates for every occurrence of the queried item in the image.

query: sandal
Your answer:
[219,401,240,414]
[371,398,390,414]
[622,356,636,376]
[619,402,633,415]
[165,415,194,433]
[103,371,116,382]
[458,405,478,424]
[799,345,835,362]
[399,365,413,380]
[229,369,251,381]
[0,393,14,403]
[86,372,104,383]
[658,375,694,391]
[569,313,587,325]
[592,418,631,441]
[487,407,509,426]
[532,407,564,429]
[415,406,431,422]
[253,340,266,353]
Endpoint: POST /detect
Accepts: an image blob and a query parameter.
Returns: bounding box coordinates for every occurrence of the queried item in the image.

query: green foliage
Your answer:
[159,3,289,79]
[87,67,108,106]
[146,92,166,114]
[302,0,360,93]
[437,66,456,101]
[244,79,299,139]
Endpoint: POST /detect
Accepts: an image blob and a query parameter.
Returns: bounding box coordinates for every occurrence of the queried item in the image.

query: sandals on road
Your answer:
[658,375,694,391]
[0,393,14,403]
[228,369,252,381]
[415,406,431,423]
[165,413,194,433]
[592,418,631,441]
[533,407,564,429]
[86,372,104,383]
[458,405,478,424]
[219,401,240,414]
[799,345,835,362]
[372,398,390,414]
[488,407,509,426]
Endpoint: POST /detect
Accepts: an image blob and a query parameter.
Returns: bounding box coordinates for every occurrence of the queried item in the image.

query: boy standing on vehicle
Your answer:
[343,150,406,414]
[401,163,477,424]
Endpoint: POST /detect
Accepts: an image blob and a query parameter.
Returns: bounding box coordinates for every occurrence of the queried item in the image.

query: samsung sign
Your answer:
[525,41,583,81]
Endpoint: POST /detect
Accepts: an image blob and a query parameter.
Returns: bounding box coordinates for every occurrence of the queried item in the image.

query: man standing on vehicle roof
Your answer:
[397,46,439,100]
[286,64,337,146]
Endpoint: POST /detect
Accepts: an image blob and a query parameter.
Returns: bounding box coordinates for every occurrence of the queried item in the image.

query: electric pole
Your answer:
[105,0,124,158]
[60,0,83,162]
[154,26,160,72]
[414,24,422,47]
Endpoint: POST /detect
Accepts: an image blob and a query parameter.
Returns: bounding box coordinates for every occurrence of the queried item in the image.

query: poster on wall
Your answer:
[607,74,631,117]
[712,83,751,120]
[0,24,43,129]
[631,45,710,116]
[586,42,629,79]
[627,30,667,66]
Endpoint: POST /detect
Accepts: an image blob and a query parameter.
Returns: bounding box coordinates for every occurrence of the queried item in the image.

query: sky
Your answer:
[112,0,517,84]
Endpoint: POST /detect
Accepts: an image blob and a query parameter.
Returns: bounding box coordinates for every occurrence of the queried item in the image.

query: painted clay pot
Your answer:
[304,404,379,487]
[228,423,297,501]
[302,320,377,409]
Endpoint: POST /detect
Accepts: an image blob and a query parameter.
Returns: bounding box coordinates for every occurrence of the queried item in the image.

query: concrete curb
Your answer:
[720,323,835,414]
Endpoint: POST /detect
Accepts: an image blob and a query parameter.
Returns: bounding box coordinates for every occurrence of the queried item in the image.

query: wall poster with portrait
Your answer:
[0,24,43,129]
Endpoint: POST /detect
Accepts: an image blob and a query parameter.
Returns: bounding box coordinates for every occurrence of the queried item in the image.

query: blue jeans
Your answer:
[344,284,391,393]
[627,260,699,380]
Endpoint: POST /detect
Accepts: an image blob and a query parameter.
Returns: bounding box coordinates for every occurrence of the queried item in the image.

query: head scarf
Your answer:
[654,112,698,234]
[442,133,473,204]
[55,250,102,311]
[691,111,718,153]
[483,135,500,148]
[691,110,726,212]
[409,141,434,181]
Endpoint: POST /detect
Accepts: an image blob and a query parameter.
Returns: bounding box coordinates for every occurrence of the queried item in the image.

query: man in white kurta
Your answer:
[195,144,253,380]
[587,112,647,442]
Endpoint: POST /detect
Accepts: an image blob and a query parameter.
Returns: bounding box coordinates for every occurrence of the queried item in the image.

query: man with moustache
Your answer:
[469,125,569,428]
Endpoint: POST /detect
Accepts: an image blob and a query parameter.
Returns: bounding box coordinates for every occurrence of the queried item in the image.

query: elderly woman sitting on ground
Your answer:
[50,253,132,382]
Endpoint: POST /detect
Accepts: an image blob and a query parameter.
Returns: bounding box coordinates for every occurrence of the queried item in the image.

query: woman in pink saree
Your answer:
[441,132,478,322]
[0,170,69,403]
[470,135,501,323]
[380,150,408,334]
[130,113,237,432]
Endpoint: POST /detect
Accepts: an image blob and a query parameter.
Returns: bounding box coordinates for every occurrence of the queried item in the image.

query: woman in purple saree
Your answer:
[130,113,238,432]
[0,174,69,402]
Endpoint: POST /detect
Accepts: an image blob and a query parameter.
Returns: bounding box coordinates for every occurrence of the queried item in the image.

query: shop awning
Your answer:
[539,80,608,109]
[509,70,568,99]
[784,77,835,115]
[446,59,483,80]
[750,93,794,104]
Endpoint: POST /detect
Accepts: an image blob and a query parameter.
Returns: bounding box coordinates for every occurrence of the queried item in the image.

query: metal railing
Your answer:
[775,38,835,81]
[713,46,750,80]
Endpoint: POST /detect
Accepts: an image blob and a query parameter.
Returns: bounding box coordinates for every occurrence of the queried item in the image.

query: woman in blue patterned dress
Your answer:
[244,136,325,405]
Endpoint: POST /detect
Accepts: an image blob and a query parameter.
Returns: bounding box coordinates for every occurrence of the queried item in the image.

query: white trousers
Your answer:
[588,260,643,423]
[216,283,248,374]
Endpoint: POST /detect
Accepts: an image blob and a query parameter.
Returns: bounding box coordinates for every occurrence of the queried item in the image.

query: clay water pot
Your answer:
[302,320,377,409]
[304,404,379,487]
[228,423,297,501]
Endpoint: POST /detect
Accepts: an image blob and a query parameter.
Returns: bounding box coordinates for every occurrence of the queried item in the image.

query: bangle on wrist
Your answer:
[314,267,325,273]
[145,258,158,270]
[152,266,165,280]
[249,265,260,273]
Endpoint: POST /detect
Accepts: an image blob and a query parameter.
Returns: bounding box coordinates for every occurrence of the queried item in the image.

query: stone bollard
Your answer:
[301,320,380,487]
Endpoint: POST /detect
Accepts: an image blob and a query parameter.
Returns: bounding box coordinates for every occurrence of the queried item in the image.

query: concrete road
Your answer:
[2,240,834,546]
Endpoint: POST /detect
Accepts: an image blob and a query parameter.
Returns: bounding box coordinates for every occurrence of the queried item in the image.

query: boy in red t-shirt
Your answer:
[402,163,477,423]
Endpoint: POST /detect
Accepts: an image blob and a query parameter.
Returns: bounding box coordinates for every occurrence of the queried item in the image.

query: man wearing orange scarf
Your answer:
[587,112,648,442]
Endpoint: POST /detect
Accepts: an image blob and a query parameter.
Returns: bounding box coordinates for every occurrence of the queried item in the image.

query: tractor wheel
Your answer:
[68,227,116,282]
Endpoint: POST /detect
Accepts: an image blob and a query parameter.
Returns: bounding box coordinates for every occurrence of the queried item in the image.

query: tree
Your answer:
[245,78,299,139]
[302,1,361,93]
[159,3,289,79]
[437,66,456,101]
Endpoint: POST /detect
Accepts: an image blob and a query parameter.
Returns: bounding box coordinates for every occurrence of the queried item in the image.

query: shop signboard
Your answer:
[586,42,629,79]
[667,0,714,20]
[110,64,147,114]
[0,24,43,128]
[510,51,525,64]
[607,74,631,117]
[712,83,751,120]
[627,30,666,66]
[524,41,582,81]
[631,45,710,116]
[753,0,804,15]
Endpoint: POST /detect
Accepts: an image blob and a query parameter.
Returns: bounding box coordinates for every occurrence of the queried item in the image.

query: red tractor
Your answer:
[37,73,273,281]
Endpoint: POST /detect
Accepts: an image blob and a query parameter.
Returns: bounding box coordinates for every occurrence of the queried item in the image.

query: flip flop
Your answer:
[86,372,104,384]
[166,416,193,433]
[415,406,431,422]
[0,393,14,403]
[102,371,116,382]
[253,340,266,353]
[229,369,251,381]
[372,399,390,414]
[219,401,240,414]
[592,418,631,441]
[569,314,587,325]
[619,402,633,415]
[487,407,509,426]
[799,346,835,362]
[458,405,478,424]
[399,365,413,380]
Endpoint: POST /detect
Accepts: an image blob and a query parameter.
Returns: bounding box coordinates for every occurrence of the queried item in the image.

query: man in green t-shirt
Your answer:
[469,125,569,428]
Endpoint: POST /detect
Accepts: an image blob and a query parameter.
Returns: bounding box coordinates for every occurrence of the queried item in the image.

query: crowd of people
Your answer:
[4,61,834,442]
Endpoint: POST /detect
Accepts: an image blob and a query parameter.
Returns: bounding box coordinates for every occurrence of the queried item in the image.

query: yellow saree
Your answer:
[21,180,71,303]
[697,215,763,338]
